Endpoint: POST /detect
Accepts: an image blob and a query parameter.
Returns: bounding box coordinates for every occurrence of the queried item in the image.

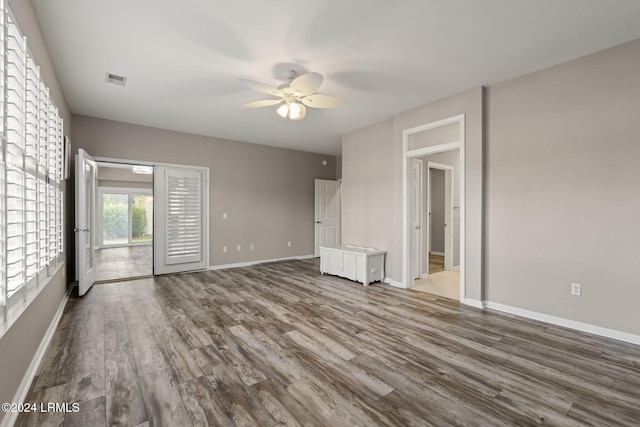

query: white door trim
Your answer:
[409,159,423,279]
[402,114,466,302]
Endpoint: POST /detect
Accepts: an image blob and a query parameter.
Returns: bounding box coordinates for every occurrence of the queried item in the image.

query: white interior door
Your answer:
[409,159,422,280]
[154,166,209,275]
[75,149,97,296]
[444,168,454,271]
[314,179,341,256]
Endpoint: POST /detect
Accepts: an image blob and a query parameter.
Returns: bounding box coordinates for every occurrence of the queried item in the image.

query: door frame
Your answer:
[425,161,454,276]
[90,155,210,276]
[402,114,465,301]
[409,158,423,279]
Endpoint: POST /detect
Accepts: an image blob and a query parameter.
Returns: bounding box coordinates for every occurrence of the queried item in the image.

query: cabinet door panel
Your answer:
[329,250,343,275]
[343,253,357,281]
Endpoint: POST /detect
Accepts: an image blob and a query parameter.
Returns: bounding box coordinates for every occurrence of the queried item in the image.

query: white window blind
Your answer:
[1,4,64,323]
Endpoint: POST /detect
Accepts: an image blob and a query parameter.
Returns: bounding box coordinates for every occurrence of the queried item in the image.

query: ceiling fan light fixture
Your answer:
[276,104,289,118]
[240,70,344,120]
[289,102,302,120]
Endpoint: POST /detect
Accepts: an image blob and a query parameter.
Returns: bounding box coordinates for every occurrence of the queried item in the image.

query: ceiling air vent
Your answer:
[105,72,127,86]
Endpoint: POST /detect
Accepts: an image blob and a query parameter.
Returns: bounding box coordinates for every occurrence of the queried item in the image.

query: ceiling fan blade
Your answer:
[243,99,283,108]
[290,72,323,96]
[238,78,283,97]
[291,103,306,121]
[301,94,346,109]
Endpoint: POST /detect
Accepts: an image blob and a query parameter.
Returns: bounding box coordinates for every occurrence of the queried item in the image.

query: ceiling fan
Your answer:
[239,70,346,120]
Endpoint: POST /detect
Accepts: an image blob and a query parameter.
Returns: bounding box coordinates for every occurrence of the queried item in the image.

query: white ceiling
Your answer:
[31,0,640,156]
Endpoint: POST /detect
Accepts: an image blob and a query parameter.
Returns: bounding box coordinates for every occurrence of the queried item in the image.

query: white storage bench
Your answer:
[319,245,386,286]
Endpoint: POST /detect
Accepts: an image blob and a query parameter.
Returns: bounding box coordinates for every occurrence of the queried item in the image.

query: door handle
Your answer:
[315,221,322,224]
[74,228,89,232]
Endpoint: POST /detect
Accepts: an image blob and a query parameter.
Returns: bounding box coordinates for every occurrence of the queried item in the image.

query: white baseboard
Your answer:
[484,301,640,346]
[452,265,460,271]
[462,298,484,309]
[384,277,406,289]
[2,286,71,427]
[208,254,316,271]
[429,251,445,256]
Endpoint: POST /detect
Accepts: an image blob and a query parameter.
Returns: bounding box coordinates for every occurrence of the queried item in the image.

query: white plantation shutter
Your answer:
[1,5,65,322]
[5,18,26,300]
[154,166,208,275]
[24,54,38,281]
[166,170,202,263]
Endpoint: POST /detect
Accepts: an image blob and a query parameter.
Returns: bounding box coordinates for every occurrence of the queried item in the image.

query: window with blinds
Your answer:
[1,2,64,323]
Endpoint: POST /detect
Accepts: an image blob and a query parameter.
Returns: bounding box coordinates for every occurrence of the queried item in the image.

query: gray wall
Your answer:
[342,119,395,253]
[0,1,72,423]
[342,37,640,336]
[342,87,483,301]
[71,116,337,266]
[485,38,640,335]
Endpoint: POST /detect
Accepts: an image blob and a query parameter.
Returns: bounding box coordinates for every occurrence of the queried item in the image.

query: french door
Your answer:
[76,155,209,293]
[75,149,97,296]
[153,166,209,275]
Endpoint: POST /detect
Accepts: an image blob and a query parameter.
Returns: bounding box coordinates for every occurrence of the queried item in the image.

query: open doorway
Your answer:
[413,153,460,300]
[428,167,446,274]
[76,149,210,295]
[403,115,465,301]
[94,162,153,282]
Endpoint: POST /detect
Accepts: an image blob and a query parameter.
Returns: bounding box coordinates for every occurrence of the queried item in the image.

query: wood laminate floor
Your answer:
[428,254,445,274]
[95,245,153,282]
[412,271,460,301]
[17,259,640,426]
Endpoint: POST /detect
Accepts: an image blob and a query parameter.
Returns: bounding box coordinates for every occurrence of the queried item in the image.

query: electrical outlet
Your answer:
[223,212,227,219]
[287,241,292,247]
[236,245,241,251]
[571,283,582,296]
[249,244,254,251]
[223,246,227,253]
